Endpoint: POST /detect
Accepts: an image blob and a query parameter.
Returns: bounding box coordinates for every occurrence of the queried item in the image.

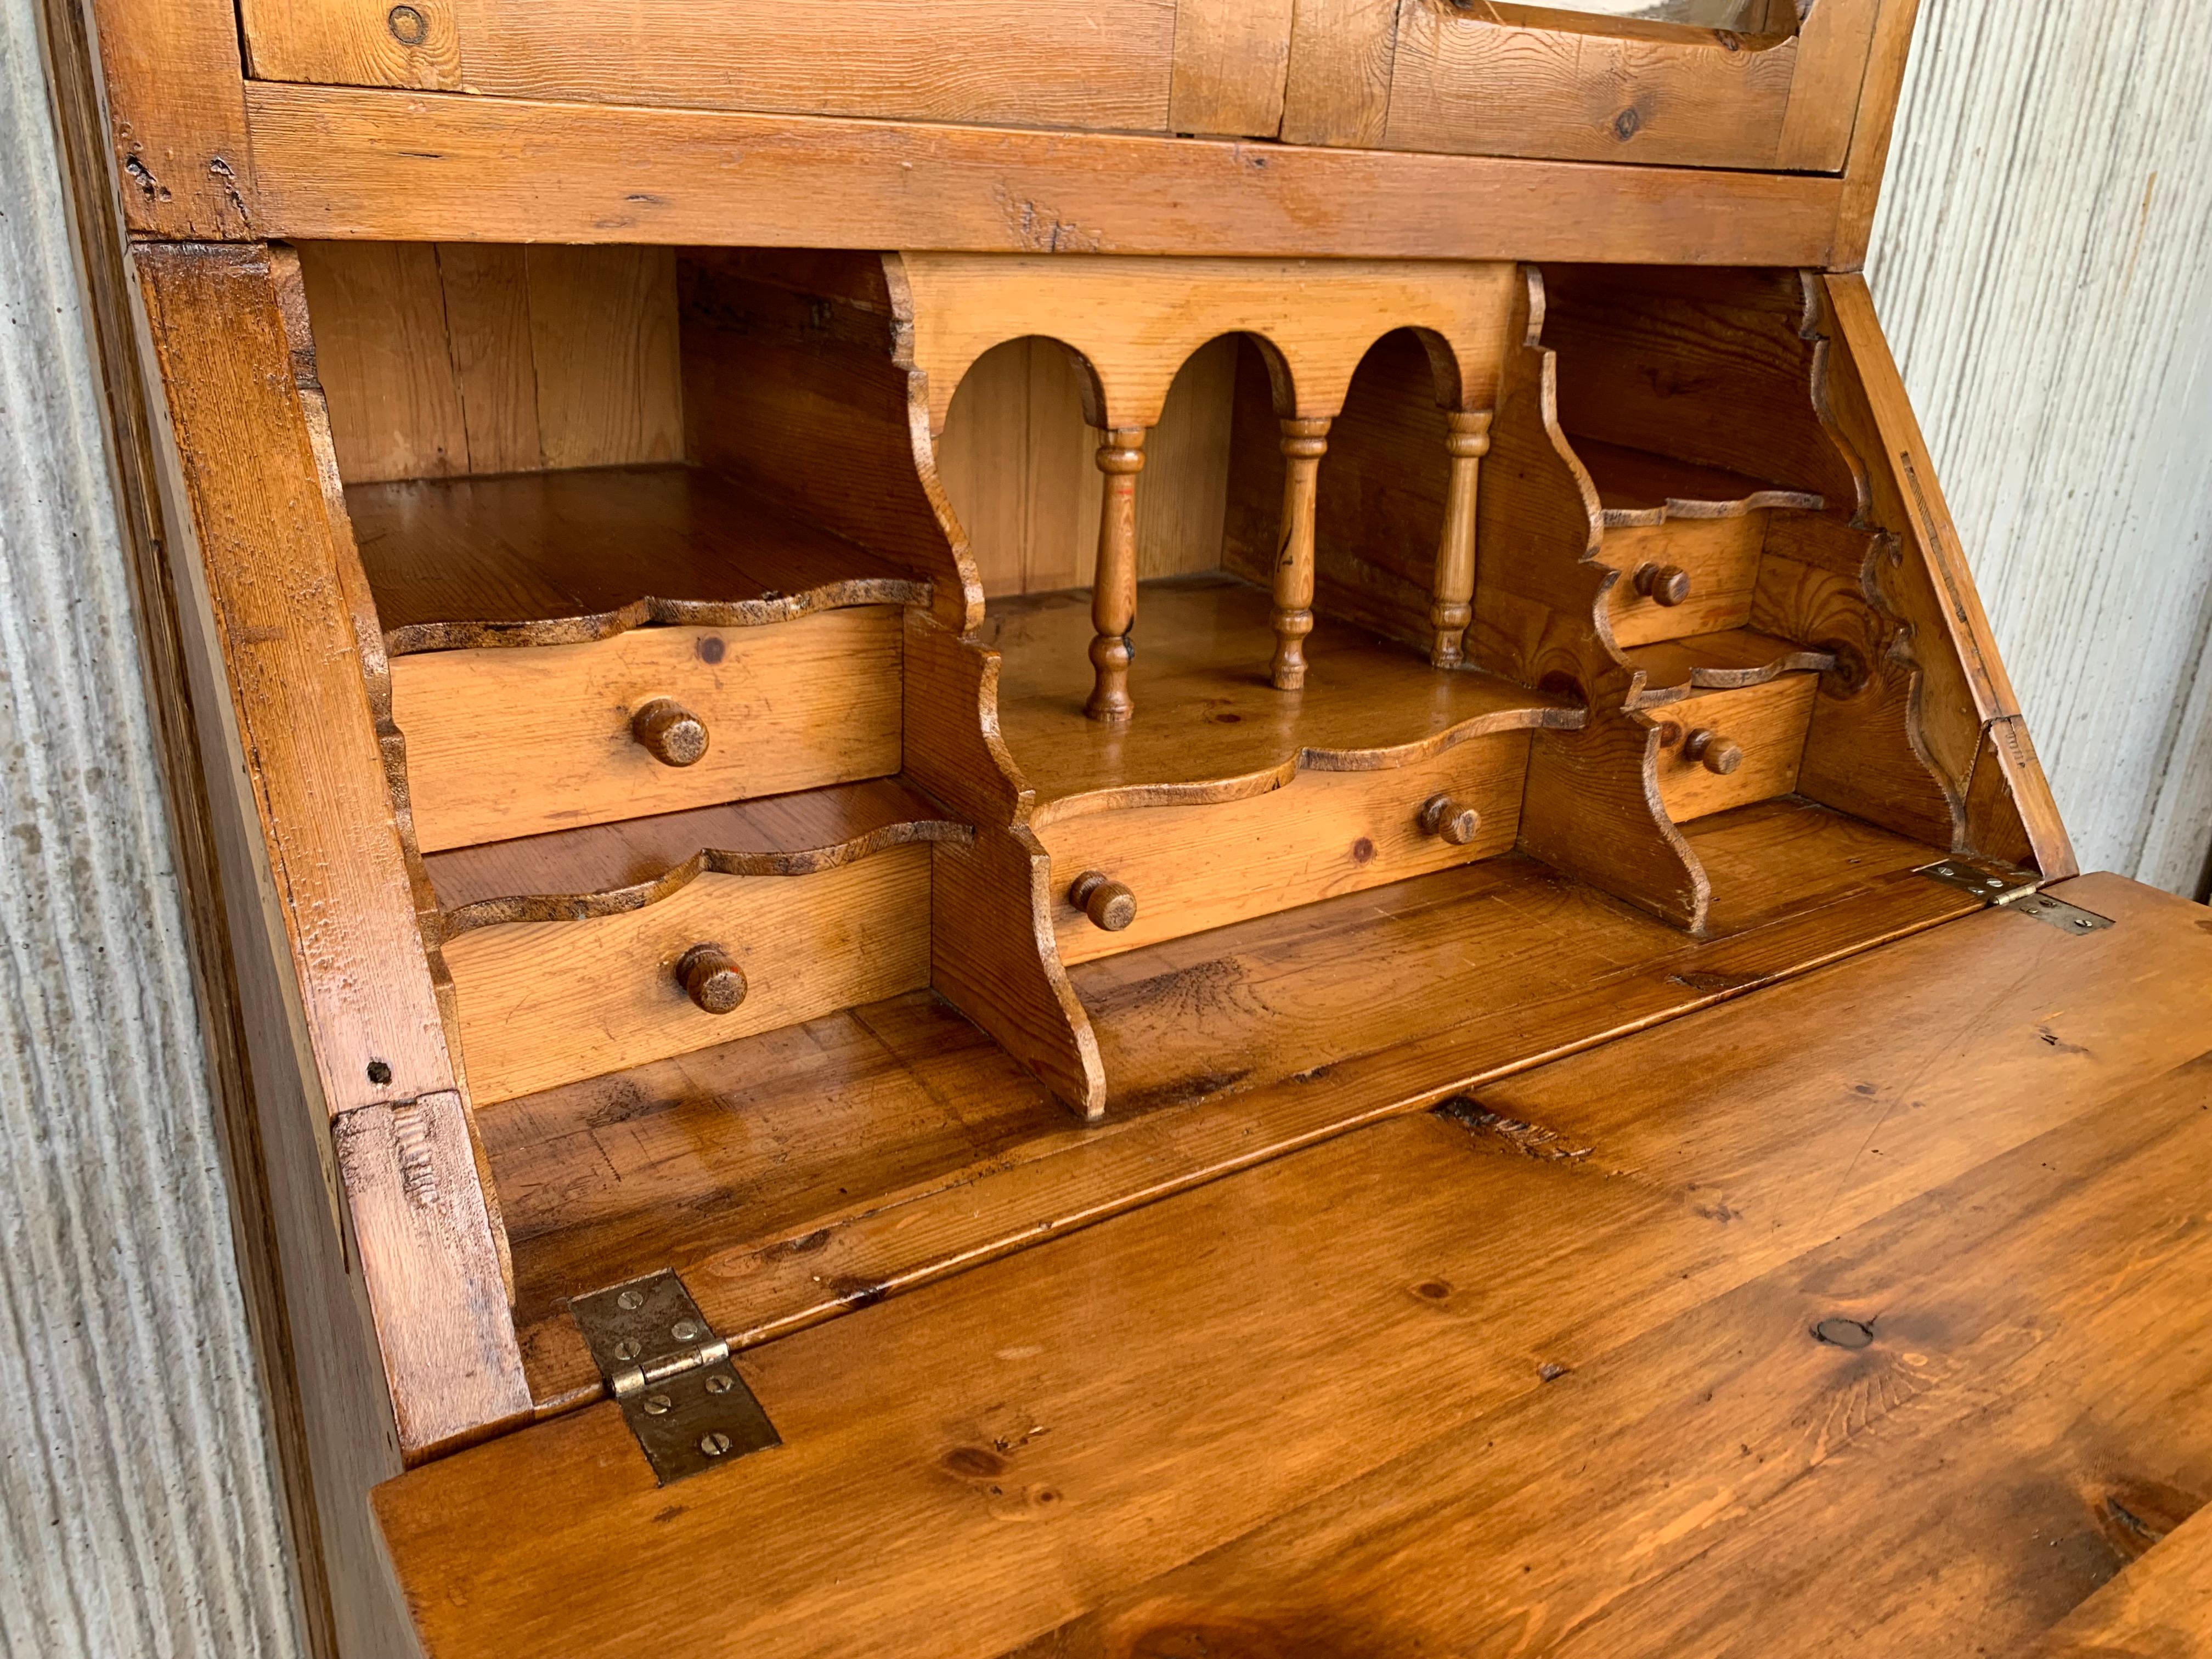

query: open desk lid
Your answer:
[374,873,2212,1658]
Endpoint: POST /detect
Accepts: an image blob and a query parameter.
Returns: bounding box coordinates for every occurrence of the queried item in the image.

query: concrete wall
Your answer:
[1866,2,2212,893]
[0,0,303,1652]
[1,1,2207,1654]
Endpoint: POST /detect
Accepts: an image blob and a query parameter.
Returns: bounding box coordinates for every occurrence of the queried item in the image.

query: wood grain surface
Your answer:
[494,808,1975,1408]
[388,607,904,852]
[380,872,2212,1659]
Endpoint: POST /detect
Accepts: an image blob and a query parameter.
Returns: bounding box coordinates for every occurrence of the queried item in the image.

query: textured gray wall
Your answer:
[0,0,303,1653]
[1867,2,2212,890]
[0,2,2207,1656]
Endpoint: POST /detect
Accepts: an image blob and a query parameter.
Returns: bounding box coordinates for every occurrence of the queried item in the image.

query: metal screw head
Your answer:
[699,1432,733,1457]
[642,1393,673,1417]
[612,1338,641,1362]
[704,1373,735,1395]
[672,1319,702,1342]
[616,1289,644,1311]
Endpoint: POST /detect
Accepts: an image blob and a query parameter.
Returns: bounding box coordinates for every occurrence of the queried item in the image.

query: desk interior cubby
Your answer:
[288,241,1987,1405]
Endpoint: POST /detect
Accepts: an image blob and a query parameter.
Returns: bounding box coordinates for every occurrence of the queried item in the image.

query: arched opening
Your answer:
[935,332,1244,599]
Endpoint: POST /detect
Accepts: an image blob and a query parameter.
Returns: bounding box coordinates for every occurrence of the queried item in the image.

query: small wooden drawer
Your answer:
[1604,517,1765,648]
[1655,674,1818,823]
[1040,731,1532,967]
[392,607,902,853]
[441,849,932,1105]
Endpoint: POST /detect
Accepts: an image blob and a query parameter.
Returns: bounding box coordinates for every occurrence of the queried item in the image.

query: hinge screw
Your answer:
[700,1432,733,1457]
[613,1339,641,1361]
[617,1289,645,1311]
[642,1393,673,1416]
[705,1374,734,1395]
[672,1320,703,1342]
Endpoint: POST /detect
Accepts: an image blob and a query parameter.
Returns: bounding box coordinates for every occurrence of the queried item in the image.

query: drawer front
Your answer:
[237,1,1875,170]
[1655,674,1817,822]
[392,608,901,853]
[1041,732,1532,967]
[240,0,1178,132]
[1604,516,1765,647]
[443,848,930,1104]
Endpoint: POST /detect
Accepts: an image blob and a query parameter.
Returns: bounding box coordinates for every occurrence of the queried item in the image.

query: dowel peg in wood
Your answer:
[630,697,710,767]
[1086,429,1148,725]
[1068,871,1137,932]
[1271,417,1331,692]
[1417,793,1481,847]
[674,943,747,1014]
[1681,728,1743,776]
[1430,410,1492,668]
[1634,563,1692,607]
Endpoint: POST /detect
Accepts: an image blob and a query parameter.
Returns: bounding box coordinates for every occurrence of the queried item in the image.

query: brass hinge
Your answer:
[569,1269,781,1485]
[1917,858,2114,935]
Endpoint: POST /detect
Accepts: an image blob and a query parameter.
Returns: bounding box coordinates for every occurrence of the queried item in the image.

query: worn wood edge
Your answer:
[1627,640,1839,706]
[437,820,975,935]
[1820,272,2073,878]
[1029,701,1584,827]
[517,864,1984,1409]
[382,578,928,656]
[37,8,337,1654]
[238,82,1845,263]
[1831,0,1925,269]
[136,239,536,1466]
[1601,484,1822,528]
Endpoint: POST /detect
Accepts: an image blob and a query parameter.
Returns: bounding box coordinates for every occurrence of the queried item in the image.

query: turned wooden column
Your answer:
[1429,409,1493,667]
[1272,417,1331,690]
[1086,427,1148,723]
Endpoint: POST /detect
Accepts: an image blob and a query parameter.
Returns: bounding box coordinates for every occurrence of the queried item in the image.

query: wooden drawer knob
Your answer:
[631,698,710,768]
[1069,871,1137,932]
[1682,727,1743,776]
[675,943,747,1014]
[1634,563,1692,607]
[1417,793,1481,846]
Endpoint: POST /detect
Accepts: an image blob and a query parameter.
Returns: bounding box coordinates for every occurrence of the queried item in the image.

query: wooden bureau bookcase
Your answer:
[53,0,2212,1654]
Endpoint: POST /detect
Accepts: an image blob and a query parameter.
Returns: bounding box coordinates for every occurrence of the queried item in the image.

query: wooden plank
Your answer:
[135,242,532,1462]
[442,848,933,1104]
[245,0,1180,129]
[1168,0,1297,137]
[2034,1503,2212,1658]
[87,0,255,237]
[1278,0,1401,146]
[1832,0,1926,266]
[138,243,454,1114]
[1385,8,1803,170]
[505,825,1974,1407]
[433,242,540,475]
[238,0,460,89]
[240,82,1848,262]
[523,245,684,469]
[376,873,2212,1658]
[1005,1035,2212,1659]
[389,608,904,851]
[295,240,469,484]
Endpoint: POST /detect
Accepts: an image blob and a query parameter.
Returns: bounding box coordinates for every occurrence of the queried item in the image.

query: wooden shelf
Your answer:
[349,462,926,653]
[1576,436,1823,526]
[1623,627,1835,701]
[486,796,1962,1410]
[989,573,1580,817]
[423,776,963,931]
